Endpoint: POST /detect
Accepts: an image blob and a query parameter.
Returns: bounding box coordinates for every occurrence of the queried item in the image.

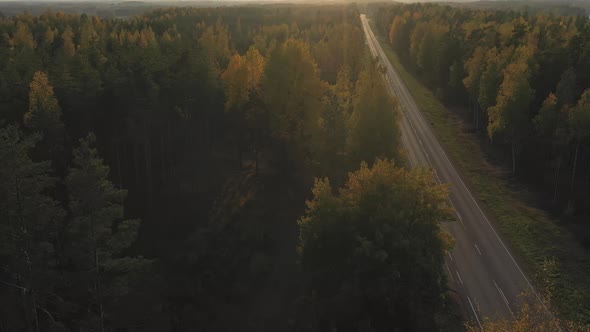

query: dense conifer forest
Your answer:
[0,4,459,331]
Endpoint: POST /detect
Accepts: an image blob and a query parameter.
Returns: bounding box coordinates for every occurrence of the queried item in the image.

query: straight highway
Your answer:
[360,14,543,326]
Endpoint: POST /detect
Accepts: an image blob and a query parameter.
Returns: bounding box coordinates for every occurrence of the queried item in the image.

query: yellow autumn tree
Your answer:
[44,27,56,46]
[389,15,406,52]
[62,26,76,57]
[262,39,324,146]
[199,22,231,70]
[487,46,536,174]
[221,47,266,168]
[222,46,265,111]
[222,54,249,111]
[25,71,62,131]
[245,47,265,93]
[12,21,36,49]
[139,27,158,48]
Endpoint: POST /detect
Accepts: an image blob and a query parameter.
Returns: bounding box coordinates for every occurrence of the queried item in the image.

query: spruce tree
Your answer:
[65,133,148,331]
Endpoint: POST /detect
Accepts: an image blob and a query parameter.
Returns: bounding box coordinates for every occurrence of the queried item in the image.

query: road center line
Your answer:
[448,199,467,230]
[445,261,454,282]
[447,251,453,262]
[467,296,483,330]
[493,280,515,318]
[456,270,464,285]
[474,243,482,256]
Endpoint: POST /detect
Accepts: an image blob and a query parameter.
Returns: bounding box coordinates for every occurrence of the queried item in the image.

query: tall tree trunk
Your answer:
[255,146,259,176]
[511,140,517,175]
[237,125,243,170]
[472,97,476,130]
[472,95,478,131]
[160,134,166,182]
[15,177,35,332]
[467,94,475,127]
[133,142,141,188]
[204,116,211,155]
[30,290,38,332]
[166,119,173,178]
[91,221,105,332]
[115,141,123,188]
[571,142,580,191]
[19,280,31,332]
[143,122,153,210]
[476,102,480,131]
[553,158,561,203]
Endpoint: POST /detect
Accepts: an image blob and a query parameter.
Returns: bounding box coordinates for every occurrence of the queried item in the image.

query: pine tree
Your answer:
[0,124,63,332]
[65,133,148,332]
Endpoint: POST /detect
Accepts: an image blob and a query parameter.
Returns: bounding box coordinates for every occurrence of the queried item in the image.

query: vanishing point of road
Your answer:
[360,14,543,327]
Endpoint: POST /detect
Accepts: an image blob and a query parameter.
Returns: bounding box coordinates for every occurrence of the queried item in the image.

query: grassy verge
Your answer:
[372,25,590,323]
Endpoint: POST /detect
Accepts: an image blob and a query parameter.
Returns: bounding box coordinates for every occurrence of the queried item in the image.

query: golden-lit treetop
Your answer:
[25,71,62,131]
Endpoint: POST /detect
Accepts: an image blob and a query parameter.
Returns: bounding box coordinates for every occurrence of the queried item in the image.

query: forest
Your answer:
[373,2,590,224]
[0,4,461,331]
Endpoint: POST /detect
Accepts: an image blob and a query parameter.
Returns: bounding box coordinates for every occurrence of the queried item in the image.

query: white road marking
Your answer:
[474,243,482,256]
[448,199,467,230]
[445,261,454,282]
[434,169,442,183]
[456,270,464,285]
[493,280,515,318]
[447,251,453,262]
[467,296,483,330]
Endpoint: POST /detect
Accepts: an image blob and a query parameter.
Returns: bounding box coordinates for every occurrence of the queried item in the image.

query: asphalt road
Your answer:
[360,14,542,326]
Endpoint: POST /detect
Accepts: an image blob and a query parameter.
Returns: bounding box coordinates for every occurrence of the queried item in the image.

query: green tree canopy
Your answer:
[298,159,452,331]
[262,38,325,150]
[347,66,400,165]
[0,124,63,331]
[65,133,148,331]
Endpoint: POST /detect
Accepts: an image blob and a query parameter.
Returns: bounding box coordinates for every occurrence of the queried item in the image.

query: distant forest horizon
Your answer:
[0,0,588,19]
